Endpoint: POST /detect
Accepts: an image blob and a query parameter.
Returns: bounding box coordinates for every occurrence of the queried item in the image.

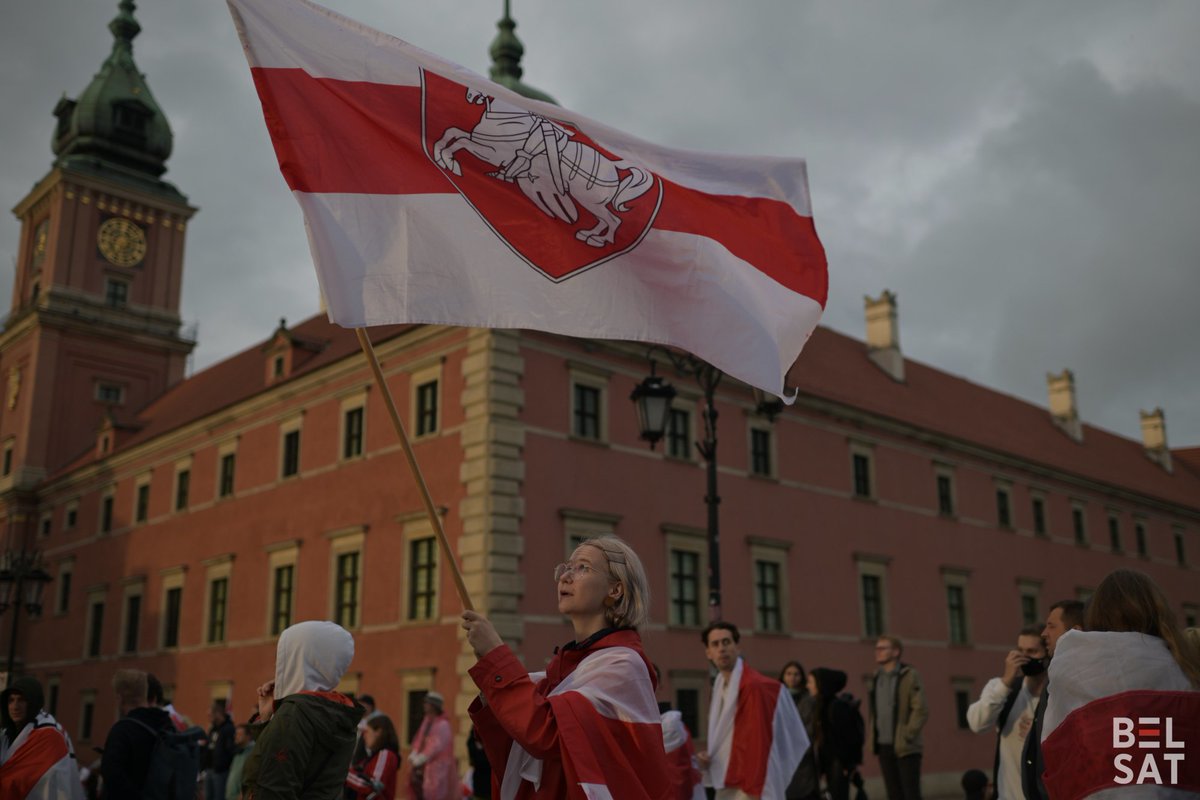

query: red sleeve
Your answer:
[468,644,562,760]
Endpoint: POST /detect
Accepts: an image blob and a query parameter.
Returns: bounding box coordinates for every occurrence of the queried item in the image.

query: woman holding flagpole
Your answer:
[461,536,670,799]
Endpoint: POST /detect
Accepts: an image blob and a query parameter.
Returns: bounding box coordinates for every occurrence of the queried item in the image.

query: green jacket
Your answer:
[867,664,928,757]
[243,691,362,800]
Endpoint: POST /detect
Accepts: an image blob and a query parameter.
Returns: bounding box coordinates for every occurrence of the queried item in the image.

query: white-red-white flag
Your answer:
[706,658,809,799]
[227,0,827,399]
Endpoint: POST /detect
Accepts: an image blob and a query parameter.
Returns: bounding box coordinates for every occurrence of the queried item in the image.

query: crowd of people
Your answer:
[1,540,1198,800]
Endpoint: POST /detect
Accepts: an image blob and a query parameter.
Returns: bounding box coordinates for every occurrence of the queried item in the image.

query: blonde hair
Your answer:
[578,536,650,629]
[112,669,148,707]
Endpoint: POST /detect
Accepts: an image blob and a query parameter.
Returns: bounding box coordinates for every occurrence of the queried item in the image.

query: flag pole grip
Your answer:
[355,328,475,612]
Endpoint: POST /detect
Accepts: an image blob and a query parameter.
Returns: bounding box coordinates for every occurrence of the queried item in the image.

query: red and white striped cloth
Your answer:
[705,658,809,800]
[0,711,84,800]
[227,0,827,400]
[662,710,705,800]
[1041,630,1199,800]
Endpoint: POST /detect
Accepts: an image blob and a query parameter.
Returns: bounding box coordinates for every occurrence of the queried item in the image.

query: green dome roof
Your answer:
[52,0,177,189]
[488,2,557,105]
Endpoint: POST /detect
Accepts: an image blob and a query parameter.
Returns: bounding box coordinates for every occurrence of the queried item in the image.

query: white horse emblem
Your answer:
[433,88,655,248]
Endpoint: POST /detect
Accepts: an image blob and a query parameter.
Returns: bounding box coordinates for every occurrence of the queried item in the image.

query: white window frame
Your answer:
[993,479,1013,530]
[328,527,365,630]
[1017,578,1042,627]
[942,567,972,645]
[119,577,145,655]
[665,398,697,462]
[561,508,620,558]
[747,422,777,479]
[849,440,876,500]
[339,390,369,461]
[98,486,116,534]
[934,462,957,518]
[1070,499,1088,546]
[159,567,185,650]
[279,413,304,480]
[54,558,74,616]
[133,471,152,524]
[749,538,789,633]
[855,553,890,639]
[663,524,707,629]
[401,519,438,623]
[216,439,238,500]
[173,457,193,513]
[83,586,107,659]
[410,363,443,440]
[266,541,300,637]
[64,498,79,530]
[202,555,234,646]
[568,363,611,444]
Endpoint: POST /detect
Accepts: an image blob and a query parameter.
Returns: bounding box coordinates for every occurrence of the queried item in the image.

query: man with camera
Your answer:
[965,626,1048,800]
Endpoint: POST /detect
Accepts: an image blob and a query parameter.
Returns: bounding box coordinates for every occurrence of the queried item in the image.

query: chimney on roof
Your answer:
[864,290,905,382]
[1139,407,1172,473]
[1047,369,1082,442]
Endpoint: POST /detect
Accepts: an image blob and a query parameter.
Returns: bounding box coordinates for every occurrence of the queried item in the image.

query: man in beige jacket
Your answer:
[867,636,928,800]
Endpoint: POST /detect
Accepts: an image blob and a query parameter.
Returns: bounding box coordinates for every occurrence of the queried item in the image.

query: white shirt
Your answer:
[966,677,1040,800]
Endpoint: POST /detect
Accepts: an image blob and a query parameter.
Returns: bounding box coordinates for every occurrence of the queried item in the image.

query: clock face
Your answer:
[97,217,147,268]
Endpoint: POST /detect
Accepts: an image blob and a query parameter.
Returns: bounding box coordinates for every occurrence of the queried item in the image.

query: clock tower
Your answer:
[0,0,195,511]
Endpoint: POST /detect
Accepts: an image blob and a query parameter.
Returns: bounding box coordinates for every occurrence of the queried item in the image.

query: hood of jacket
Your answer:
[274,620,355,699]
[1,676,45,740]
[280,691,362,741]
[811,667,848,697]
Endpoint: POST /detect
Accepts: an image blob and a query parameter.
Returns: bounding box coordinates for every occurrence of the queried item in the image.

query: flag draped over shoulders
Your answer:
[1041,630,1199,800]
[706,658,809,800]
[661,710,705,800]
[0,711,84,800]
[468,628,670,800]
[226,0,828,400]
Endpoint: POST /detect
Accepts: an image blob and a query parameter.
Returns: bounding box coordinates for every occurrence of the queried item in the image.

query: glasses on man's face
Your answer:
[553,562,604,582]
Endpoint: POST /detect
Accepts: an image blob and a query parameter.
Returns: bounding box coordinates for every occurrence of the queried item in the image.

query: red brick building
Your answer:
[3,4,1197,794]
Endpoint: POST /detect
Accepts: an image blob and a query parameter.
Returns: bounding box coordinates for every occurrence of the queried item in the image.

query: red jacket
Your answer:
[346,748,399,800]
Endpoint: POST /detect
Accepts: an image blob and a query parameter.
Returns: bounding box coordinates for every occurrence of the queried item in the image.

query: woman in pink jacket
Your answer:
[407,692,456,800]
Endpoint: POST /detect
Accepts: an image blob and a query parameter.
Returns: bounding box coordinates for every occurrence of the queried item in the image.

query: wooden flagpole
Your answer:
[355,328,474,611]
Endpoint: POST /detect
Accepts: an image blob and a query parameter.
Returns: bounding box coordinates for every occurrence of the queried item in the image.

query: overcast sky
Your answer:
[2,1,1198,445]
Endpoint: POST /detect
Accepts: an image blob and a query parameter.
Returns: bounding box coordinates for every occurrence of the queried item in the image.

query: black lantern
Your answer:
[630,365,677,449]
[752,387,786,422]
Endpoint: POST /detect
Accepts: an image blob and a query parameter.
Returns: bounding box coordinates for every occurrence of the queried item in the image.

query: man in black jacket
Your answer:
[101,669,175,797]
[206,697,237,800]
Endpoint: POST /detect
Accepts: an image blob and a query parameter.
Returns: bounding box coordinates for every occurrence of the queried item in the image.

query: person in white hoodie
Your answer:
[1041,569,1200,800]
[240,620,364,800]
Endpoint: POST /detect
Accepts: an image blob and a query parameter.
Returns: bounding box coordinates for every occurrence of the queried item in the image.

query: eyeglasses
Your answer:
[553,562,608,582]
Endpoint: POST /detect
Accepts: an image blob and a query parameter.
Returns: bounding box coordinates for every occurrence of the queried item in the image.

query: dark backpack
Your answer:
[122,717,205,800]
[833,692,866,766]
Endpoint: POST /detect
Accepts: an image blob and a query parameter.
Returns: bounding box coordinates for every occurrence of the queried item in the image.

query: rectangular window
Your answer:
[163,587,182,649]
[1135,522,1148,557]
[1032,497,1047,537]
[207,578,228,643]
[48,682,59,716]
[669,549,700,627]
[81,698,95,741]
[282,430,301,478]
[408,538,436,621]
[95,382,124,405]
[416,382,439,436]
[852,452,872,498]
[406,689,429,743]
[955,689,971,730]
[273,355,284,378]
[40,514,51,539]
[750,429,772,477]
[1108,515,1122,553]
[861,574,883,639]
[335,553,360,629]
[947,585,968,644]
[100,494,114,533]
[104,278,129,308]
[573,384,601,440]
[343,407,364,458]
[219,453,236,498]
[175,470,190,511]
[996,489,1012,529]
[2,444,11,476]
[754,560,782,632]
[123,594,141,654]
[936,474,955,516]
[66,502,78,530]
[667,409,691,460]
[135,483,150,523]
[1072,505,1087,545]
[57,569,72,615]
[1021,594,1038,626]
[87,601,104,657]
[1175,530,1187,566]
[280,429,300,479]
[272,565,294,636]
[676,688,700,739]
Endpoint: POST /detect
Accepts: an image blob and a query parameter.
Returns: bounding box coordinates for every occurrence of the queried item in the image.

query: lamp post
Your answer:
[0,548,52,686]
[631,349,783,622]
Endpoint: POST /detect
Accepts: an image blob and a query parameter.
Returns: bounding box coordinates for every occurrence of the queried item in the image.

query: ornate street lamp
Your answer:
[631,349,786,623]
[1,548,52,684]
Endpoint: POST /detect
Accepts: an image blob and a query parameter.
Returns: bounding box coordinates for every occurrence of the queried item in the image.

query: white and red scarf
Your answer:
[0,711,83,800]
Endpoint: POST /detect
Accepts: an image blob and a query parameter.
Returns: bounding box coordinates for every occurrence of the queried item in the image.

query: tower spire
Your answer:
[488,1,557,105]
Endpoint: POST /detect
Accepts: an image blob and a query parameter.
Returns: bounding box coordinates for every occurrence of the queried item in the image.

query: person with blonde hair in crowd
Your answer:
[1041,569,1200,798]
[461,535,670,799]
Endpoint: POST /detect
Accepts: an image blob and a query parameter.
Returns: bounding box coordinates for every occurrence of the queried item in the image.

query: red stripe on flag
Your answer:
[1136,729,1160,737]
[655,180,828,304]
[249,68,453,195]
